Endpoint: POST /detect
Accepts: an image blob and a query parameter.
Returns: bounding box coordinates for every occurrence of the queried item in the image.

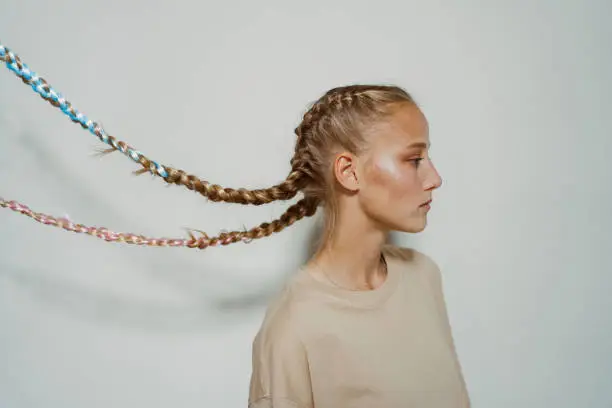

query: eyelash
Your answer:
[409,158,424,167]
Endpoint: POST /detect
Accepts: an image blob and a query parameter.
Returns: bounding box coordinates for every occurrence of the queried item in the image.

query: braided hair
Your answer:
[2,44,417,249]
[192,84,417,248]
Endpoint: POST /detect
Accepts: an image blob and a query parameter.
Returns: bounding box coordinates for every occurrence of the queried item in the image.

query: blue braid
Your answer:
[0,42,168,178]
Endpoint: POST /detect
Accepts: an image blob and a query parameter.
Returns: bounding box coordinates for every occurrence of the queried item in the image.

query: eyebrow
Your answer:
[406,142,430,149]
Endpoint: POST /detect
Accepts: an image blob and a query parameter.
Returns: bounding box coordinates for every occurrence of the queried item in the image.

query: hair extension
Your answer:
[0,196,318,249]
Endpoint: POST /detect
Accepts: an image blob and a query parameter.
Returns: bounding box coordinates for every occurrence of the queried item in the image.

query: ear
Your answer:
[333,152,360,192]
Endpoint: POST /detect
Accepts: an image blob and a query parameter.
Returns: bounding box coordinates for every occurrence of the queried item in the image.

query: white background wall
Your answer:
[1,0,610,407]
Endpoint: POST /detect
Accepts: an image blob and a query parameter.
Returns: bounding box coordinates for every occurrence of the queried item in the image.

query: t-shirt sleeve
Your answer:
[248,312,313,408]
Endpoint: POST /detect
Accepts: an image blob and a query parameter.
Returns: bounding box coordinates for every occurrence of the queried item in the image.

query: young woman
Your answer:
[248,84,470,407]
[0,45,466,406]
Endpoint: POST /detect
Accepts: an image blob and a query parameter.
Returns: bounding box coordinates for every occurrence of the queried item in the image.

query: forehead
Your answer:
[366,103,430,148]
[393,104,429,135]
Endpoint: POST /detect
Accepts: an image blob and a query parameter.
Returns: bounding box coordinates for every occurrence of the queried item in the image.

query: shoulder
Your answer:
[250,283,312,407]
[253,284,304,353]
[384,245,452,324]
[383,244,443,286]
[383,243,440,271]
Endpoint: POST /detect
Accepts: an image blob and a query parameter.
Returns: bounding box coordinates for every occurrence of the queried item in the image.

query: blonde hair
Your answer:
[178,84,416,249]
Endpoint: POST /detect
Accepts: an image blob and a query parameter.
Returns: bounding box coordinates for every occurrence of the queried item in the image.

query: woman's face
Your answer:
[357,103,442,233]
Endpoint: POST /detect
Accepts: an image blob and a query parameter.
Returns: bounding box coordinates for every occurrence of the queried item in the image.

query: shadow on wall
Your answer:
[0,118,319,333]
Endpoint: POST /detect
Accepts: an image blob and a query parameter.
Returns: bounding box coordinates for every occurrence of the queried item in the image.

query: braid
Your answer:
[156,87,380,204]
[195,196,320,248]
[294,85,377,146]
[0,196,320,249]
[158,166,307,205]
[0,43,307,207]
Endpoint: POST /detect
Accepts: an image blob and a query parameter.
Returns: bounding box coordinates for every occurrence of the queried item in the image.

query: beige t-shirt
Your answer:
[248,245,470,408]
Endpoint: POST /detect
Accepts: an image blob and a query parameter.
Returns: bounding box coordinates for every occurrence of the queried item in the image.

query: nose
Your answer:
[424,160,443,190]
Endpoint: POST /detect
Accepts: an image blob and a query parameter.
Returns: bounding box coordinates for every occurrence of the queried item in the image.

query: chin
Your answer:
[372,208,428,234]
[402,224,427,234]
[388,218,428,234]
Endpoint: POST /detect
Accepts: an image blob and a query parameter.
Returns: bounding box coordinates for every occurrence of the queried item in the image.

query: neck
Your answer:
[311,203,389,290]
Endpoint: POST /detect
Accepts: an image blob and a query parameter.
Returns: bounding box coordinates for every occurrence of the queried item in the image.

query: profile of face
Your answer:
[334,103,443,234]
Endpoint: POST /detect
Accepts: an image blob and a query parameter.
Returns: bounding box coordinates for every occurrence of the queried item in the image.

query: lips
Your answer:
[420,199,432,206]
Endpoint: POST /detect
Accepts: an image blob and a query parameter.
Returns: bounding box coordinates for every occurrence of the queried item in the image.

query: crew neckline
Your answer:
[294,245,402,309]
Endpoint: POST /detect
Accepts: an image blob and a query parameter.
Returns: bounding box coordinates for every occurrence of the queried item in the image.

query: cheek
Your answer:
[365,156,419,201]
